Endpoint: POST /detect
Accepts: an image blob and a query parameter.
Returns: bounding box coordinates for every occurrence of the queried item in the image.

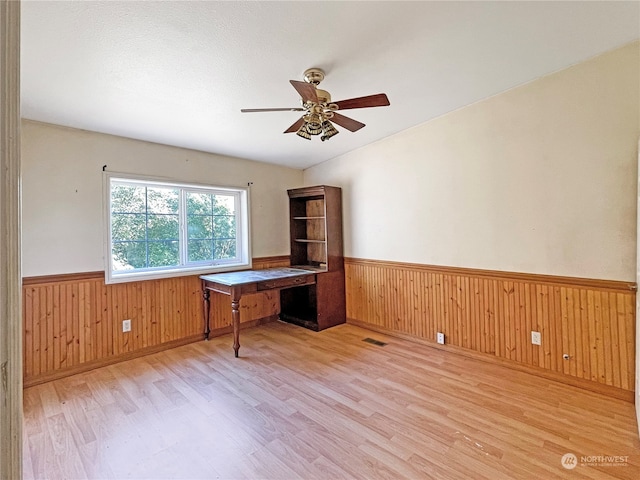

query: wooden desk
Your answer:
[200,267,316,357]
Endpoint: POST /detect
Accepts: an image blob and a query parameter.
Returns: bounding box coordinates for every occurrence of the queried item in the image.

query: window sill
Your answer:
[105,261,252,284]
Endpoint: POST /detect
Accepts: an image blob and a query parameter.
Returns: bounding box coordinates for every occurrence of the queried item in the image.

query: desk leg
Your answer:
[231,290,241,358]
[202,284,211,340]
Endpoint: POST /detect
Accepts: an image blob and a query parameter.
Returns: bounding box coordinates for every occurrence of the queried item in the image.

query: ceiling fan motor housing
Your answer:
[314,89,331,104]
[303,67,325,85]
[303,68,331,103]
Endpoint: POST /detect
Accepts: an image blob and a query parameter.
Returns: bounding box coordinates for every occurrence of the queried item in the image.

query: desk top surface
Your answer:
[200,267,313,286]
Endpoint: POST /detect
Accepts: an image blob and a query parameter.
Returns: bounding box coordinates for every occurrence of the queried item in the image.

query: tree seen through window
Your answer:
[110,183,237,271]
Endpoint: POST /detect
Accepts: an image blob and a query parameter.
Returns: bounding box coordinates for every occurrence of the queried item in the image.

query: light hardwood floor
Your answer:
[23,322,640,479]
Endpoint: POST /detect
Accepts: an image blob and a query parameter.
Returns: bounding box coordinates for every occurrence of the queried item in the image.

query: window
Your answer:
[105,174,250,283]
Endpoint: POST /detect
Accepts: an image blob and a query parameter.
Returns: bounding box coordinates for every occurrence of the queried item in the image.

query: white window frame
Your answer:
[104,172,251,284]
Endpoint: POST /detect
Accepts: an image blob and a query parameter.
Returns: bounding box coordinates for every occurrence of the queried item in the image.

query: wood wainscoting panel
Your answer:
[23,256,290,386]
[345,258,636,394]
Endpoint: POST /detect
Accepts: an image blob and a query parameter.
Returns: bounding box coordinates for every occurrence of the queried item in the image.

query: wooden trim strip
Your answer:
[21,256,291,286]
[22,271,104,286]
[23,333,204,388]
[23,314,280,389]
[347,318,634,402]
[345,257,635,292]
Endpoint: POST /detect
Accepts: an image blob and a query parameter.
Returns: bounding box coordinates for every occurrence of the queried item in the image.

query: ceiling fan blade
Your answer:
[241,107,304,113]
[284,117,305,134]
[290,80,318,103]
[330,112,365,132]
[333,93,390,110]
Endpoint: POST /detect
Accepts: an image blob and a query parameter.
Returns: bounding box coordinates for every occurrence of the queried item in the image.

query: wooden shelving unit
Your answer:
[280,185,346,331]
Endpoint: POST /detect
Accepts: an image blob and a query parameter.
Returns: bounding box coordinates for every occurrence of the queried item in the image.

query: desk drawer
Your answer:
[257,274,315,291]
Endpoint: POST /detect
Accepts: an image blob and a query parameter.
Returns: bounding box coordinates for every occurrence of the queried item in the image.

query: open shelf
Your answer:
[284,185,345,331]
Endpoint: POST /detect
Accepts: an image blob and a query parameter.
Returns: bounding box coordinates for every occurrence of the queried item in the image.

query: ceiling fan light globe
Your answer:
[321,130,338,141]
[295,124,311,140]
[322,132,337,141]
[305,112,324,135]
[307,123,323,135]
[321,120,339,141]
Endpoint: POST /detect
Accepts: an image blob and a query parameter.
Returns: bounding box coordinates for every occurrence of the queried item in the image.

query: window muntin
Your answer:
[106,175,250,283]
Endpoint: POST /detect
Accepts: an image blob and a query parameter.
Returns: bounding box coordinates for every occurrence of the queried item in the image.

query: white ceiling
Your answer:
[21,1,640,170]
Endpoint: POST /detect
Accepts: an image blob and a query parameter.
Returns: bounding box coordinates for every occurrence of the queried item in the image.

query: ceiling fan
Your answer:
[241,68,390,141]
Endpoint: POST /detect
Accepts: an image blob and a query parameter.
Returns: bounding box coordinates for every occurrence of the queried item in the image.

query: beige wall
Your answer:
[21,120,303,277]
[305,42,639,282]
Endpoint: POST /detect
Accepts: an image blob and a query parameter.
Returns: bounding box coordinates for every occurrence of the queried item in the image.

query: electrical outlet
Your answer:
[436,332,445,345]
[531,331,541,345]
[122,319,131,333]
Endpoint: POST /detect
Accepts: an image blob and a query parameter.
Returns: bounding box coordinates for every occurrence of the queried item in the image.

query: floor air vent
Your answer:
[363,338,387,347]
